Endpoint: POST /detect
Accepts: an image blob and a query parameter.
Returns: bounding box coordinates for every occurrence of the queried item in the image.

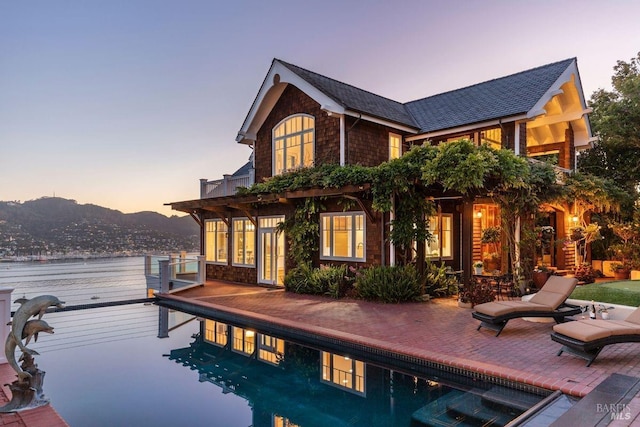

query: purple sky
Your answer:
[1,0,638,216]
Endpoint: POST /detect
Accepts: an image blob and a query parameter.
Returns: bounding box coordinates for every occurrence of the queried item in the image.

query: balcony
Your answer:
[200,170,254,199]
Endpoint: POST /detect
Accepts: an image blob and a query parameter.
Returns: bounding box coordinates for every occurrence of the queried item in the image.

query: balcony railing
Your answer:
[200,170,254,199]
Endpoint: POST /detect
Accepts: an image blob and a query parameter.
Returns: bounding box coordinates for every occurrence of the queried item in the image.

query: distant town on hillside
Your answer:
[0,197,199,260]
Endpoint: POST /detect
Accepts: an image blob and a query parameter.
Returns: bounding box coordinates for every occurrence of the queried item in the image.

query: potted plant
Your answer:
[532,265,552,289]
[611,262,631,280]
[598,304,613,320]
[481,226,501,272]
[458,281,495,308]
[473,261,484,275]
[574,263,596,284]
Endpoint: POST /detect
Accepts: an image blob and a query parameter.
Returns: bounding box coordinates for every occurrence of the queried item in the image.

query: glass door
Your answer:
[258,217,285,286]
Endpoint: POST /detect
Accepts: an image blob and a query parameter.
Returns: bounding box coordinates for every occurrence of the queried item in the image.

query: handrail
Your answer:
[200,170,254,198]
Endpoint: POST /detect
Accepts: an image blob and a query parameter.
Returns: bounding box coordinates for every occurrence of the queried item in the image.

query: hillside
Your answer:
[0,197,199,258]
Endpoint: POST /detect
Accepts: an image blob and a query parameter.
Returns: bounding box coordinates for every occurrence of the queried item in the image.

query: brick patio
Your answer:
[167,281,640,401]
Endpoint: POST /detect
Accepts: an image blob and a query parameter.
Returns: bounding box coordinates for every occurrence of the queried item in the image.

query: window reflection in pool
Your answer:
[31,304,547,427]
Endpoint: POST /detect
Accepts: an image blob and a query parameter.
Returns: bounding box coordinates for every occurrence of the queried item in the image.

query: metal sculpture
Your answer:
[0,295,64,412]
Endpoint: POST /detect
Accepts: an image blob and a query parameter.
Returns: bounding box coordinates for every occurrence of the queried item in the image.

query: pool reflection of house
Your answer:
[168,58,592,285]
[168,318,542,426]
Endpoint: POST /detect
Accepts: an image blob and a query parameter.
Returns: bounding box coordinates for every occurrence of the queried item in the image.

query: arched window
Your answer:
[273,114,315,175]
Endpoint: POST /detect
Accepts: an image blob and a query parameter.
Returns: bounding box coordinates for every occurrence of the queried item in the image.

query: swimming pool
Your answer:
[28,303,551,427]
[4,259,558,426]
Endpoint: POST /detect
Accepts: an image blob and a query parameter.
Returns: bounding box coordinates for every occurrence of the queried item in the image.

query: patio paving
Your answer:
[162,280,640,423]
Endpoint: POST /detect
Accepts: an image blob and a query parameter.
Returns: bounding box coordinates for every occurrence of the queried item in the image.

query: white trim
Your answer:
[405,115,528,142]
[389,197,395,266]
[231,217,256,267]
[272,114,315,176]
[204,219,228,265]
[389,132,402,160]
[320,212,366,262]
[257,215,285,286]
[527,60,586,119]
[340,115,345,166]
[514,121,521,156]
[344,111,418,133]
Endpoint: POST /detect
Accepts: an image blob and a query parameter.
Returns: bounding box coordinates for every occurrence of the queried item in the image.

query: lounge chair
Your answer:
[472,275,580,336]
[551,307,640,366]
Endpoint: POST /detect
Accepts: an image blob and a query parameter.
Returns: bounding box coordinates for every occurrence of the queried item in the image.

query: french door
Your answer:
[258,217,285,286]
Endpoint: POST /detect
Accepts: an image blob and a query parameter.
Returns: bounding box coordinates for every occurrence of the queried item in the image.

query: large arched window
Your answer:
[273,114,315,175]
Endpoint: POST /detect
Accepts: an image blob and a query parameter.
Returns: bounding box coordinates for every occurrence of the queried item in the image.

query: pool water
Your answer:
[3,259,549,426]
[29,304,548,427]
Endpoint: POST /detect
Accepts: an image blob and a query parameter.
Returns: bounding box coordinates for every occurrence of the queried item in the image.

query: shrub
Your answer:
[284,263,352,298]
[574,263,596,284]
[355,265,423,303]
[459,282,495,306]
[424,262,458,297]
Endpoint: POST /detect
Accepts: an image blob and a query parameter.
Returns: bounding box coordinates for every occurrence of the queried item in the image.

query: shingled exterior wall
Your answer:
[345,117,401,166]
[254,85,340,181]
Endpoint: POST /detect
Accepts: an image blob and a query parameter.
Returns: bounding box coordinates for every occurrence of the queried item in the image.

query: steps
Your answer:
[412,386,545,426]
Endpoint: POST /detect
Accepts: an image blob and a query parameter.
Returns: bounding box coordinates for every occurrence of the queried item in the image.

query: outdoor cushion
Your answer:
[623,307,640,325]
[553,320,640,342]
[474,301,552,317]
[529,276,578,309]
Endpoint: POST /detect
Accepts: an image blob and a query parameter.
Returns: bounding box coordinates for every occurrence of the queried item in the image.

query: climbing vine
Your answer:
[239,139,617,282]
[276,197,323,266]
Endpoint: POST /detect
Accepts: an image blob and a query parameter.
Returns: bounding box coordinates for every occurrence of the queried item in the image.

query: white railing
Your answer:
[145,253,205,293]
[200,170,254,199]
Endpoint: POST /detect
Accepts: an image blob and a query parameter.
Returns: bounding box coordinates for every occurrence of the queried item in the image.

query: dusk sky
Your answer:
[2,1,639,217]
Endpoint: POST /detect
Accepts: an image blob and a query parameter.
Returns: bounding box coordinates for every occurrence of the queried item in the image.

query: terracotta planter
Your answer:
[532,271,551,289]
[614,269,631,280]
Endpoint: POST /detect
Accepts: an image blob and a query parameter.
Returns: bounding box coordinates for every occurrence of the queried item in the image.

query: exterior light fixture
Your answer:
[572,215,579,223]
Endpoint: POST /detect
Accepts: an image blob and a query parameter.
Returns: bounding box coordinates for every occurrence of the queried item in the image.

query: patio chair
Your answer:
[472,275,580,336]
[551,306,640,366]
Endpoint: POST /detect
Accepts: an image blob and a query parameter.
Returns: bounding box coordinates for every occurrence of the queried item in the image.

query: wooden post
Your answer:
[461,199,474,286]
[159,260,170,294]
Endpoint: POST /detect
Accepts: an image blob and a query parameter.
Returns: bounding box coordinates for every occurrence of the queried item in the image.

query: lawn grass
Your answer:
[570,280,640,307]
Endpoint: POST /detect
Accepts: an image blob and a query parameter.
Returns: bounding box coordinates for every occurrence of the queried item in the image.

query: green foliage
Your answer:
[237,164,374,196]
[423,139,499,194]
[424,262,458,297]
[579,51,640,214]
[277,198,322,265]
[574,263,596,284]
[355,264,423,303]
[284,263,352,298]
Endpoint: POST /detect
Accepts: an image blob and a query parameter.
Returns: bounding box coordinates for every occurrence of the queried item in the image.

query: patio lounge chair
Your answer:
[551,307,640,366]
[472,275,580,336]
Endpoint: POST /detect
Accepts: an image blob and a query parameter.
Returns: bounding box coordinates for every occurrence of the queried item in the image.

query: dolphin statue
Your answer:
[10,295,64,356]
[5,319,54,381]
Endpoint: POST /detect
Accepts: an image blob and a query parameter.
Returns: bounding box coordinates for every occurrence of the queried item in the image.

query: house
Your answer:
[169,58,592,286]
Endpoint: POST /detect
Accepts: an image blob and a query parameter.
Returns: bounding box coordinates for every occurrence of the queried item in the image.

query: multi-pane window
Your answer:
[480,128,502,150]
[205,219,228,264]
[233,218,255,266]
[389,133,401,160]
[232,326,255,355]
[273,114,315,175]
[258,334,285,365]
[204,320,228,347]
[427,214,453,259]
[321,351,365,394]
[320,212,365,261]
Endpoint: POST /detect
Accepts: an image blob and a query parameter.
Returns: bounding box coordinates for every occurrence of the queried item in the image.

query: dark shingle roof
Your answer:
[277,57,575,135]
[231,161,253,177]
[405,58,575,133]
[278,59,419,129]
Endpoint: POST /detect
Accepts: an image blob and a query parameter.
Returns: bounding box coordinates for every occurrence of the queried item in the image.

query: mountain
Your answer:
[0,197,199,257]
